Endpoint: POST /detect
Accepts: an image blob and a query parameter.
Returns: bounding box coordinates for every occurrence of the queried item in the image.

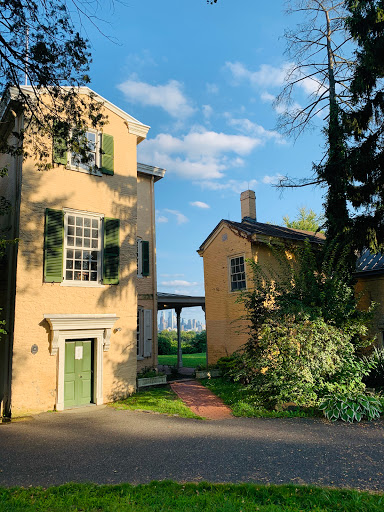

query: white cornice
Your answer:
[3,86,151,143]
[137,162,166,182]
[44,314,119,354]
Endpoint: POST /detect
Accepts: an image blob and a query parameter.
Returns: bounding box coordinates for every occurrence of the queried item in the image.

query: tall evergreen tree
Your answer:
[343,0,384,254]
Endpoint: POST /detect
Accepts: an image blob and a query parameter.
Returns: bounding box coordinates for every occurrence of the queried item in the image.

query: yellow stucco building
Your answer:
[198,190,383,365]
[0,87,164,416]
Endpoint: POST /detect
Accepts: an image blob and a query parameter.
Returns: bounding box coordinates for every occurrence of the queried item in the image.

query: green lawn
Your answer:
[1,481,383,511]
[200,377,318,418]
[111,385,201,419]
[158,352,207,367]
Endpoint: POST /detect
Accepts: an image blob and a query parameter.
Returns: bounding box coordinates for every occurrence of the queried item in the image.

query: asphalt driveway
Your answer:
[1,406,383,491]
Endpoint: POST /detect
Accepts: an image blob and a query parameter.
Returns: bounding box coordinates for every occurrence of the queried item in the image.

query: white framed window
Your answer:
[63,209,103,285]
[68,130,101,175]
[137,308,152,359]
[229,255,246,292]
[137,308,144,358]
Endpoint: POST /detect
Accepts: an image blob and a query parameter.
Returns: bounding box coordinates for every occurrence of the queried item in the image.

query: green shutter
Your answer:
[103,218,119,284]
[142,241,150,276]
[52,124,68,165]
[101,134,114,175]
[44,208,64,282]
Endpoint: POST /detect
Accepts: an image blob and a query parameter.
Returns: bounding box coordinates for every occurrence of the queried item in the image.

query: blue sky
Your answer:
[84,0,327,321]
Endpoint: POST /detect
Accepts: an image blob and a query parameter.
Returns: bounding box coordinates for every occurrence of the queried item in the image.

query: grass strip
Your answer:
[158,352,207,367]
[111,385,202,419]
[200,377,319,418]
[0,481,382,511]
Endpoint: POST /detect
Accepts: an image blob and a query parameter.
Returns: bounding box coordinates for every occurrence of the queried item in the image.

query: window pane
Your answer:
[67,250,73,259]
[74,272,81,280]
[76,227,82,236]
[76,217,83,226]
[84,218,91,227]
[91,239,98,248]
[83,261,89,270]
[75,250,82,260]
[92,229,98,238]
[68,226,74,236]
[75,260,81,270]
[68,216,75,225]
[90,272,97,281]
[66,271,73,280]
[83,251,90,260]
[84,238,90,248]
[66,260,73,269]
[67,237,74,246]
[82,272,89,281]
[92,219,98,228]
[91,251,97,260]
[84,228,90,237]
[91,262,97,271]
[75,238,82,247]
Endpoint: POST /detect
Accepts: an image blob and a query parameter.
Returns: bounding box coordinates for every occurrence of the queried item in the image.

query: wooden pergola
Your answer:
[157,292,205,369]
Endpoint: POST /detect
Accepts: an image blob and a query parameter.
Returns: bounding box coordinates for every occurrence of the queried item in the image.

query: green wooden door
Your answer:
[64,340,93,407]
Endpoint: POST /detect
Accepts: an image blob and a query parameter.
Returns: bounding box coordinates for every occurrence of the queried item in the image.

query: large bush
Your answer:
[158,330,207,355]
[229,241,375,408]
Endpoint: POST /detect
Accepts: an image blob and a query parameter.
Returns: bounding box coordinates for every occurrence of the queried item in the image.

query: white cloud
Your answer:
[117,78,195,118]
[262,174,285,185]
[225,61,289,88]
[202,104,213,119]
[261,91,276,103]
[161,280,198,287]
[138,128,261,180]
[164,209,189,224]
[206,83,219,94]
[156,215,169,223]
[160,273,185,278]
[225,115,286,145]
[190,201,210,209]
[196,179,259,194]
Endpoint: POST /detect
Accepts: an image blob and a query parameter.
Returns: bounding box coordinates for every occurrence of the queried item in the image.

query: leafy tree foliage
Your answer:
[158,330,207,355]
[342,0,384,253]
[225,241,375,407]
[283,207,324,232]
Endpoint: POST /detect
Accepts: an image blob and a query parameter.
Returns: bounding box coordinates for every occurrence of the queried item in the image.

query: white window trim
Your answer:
[137,238,143,278]
[137,307,144,359]
[228,254,247,293]
[67,129,103,177]
[61,208,105,287]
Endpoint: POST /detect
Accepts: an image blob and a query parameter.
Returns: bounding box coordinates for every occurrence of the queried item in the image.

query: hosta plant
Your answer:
[319,394,382,423]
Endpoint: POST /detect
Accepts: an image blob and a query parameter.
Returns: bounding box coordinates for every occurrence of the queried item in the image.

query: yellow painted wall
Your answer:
[9,102,140,414]
[355,275,384,345]
[137,173,158,371]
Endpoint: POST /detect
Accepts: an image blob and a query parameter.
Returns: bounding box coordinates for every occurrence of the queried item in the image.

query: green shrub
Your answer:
[230,241,376,409]
[319,394,382,422]
[363,347,384,390]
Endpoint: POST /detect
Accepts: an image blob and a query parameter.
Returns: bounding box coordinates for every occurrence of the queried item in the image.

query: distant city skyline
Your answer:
[157,310,206,332]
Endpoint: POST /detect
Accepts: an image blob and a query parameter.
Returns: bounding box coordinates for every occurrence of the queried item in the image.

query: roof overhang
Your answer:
[0,86,151,144]
[157,293,205,310]
[137,162,166,182]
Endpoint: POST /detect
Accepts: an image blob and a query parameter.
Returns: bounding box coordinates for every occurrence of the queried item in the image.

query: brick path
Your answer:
[170,380,233,420]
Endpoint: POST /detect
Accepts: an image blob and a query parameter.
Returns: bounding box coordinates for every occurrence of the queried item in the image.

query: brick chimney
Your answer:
[240,190,256,222]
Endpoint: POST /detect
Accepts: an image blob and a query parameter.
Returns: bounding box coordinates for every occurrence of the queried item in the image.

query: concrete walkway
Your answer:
[1,407,384,490]
[171,380,232,419]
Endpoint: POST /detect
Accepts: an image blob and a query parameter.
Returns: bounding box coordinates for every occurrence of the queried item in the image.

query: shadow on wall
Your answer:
[5,145,140,406]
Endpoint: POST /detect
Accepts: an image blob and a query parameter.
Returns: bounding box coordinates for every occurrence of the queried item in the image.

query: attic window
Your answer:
[230,255,246,291]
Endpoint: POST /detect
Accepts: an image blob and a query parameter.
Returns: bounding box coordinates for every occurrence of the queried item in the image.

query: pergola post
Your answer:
[175,306,182,369]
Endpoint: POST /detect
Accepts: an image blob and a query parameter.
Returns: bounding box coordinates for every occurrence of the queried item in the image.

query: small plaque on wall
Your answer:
[31,344,38,355]
[75,346,83,360]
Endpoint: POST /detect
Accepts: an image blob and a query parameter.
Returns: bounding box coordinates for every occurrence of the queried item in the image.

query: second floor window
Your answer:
[69,131,99,172]
[230,255,246,291]
[64,212,102,283]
